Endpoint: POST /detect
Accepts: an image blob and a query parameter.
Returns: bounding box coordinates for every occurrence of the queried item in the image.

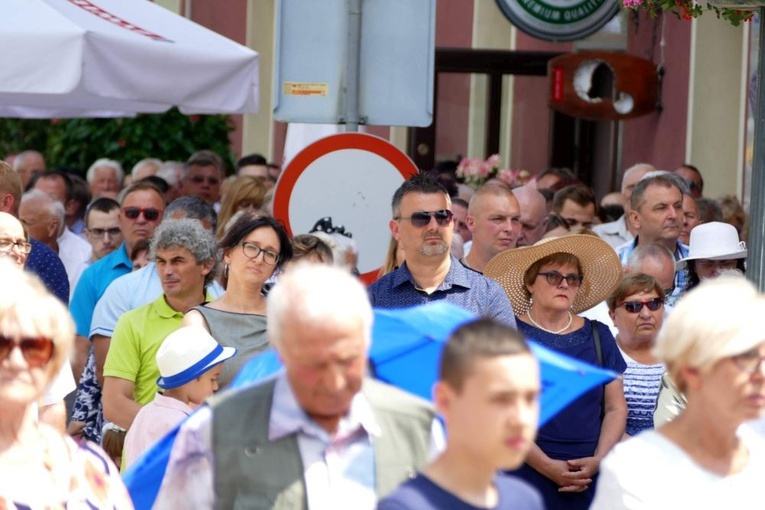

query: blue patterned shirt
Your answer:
[368,256,517,329]
[26,238,69,305]
[616,238,689,307]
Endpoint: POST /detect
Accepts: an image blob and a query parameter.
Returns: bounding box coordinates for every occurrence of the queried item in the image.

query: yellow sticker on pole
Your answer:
[283,82,329,96]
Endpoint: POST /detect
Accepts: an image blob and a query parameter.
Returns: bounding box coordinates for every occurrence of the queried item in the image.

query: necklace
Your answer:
[527,308,573,335]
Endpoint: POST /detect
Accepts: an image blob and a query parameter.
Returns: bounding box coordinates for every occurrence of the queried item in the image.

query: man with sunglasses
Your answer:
[70,181,165,381]
[674,164,703,199]
[369,173,516,328]
[179,150,224,206]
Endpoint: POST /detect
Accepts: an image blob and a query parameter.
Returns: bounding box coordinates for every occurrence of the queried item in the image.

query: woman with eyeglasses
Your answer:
[0,261,133,508]
[606,273,665,438]
[182,213,292,389]
[592,276,765,509]
[484,234,627,510]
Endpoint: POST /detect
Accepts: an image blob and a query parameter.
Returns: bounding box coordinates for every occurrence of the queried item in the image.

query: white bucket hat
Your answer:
[677,222,747,269]
[156,326,237,390]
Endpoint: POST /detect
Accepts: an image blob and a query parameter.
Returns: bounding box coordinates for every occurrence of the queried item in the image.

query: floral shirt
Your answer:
[0,436,133,509]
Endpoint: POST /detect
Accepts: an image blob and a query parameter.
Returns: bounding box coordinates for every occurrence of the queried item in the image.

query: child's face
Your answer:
[187,364,222,406]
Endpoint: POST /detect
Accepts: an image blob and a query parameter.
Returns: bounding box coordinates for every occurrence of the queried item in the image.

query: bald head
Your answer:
[621,163,654,204]
[0,212,28,267]
[512,184,548,247]
[13,150,46,189]
[627,243,676,295]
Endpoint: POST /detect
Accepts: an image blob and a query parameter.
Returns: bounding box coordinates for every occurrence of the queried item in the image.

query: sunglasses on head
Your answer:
[0,335,54,368]
[396,209,454,228]
[122,207,162,221]
[617,297,664,313]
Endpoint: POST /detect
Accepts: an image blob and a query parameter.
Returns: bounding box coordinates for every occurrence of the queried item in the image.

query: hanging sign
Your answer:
[494,0,619,42]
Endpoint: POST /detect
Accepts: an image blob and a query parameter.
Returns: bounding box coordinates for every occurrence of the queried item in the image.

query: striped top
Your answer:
[619,348,665,436]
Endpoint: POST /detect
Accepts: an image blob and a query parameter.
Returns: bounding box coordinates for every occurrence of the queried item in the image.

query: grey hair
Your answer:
[267,263,373,350]
[627,243,676,273]
[165,196,218,233]
[86,158,124,185]
[620,163,654,193]
[630,171,689,211]
[131,158,163,176]
[13,150,45,171]
[21,189,65,237]
[149,218,219,286]
[156,162,182,187]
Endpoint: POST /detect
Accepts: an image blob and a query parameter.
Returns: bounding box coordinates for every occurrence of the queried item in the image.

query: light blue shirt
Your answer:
[89,262,224,338]
[71,243,131,338]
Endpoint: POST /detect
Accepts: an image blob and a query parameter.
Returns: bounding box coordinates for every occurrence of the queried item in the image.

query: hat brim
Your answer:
[484,234,623,314]
[157,346,237,390]
[677,249,748,269]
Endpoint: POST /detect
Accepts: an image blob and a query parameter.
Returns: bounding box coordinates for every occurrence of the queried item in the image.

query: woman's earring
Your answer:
[223,264,229,279]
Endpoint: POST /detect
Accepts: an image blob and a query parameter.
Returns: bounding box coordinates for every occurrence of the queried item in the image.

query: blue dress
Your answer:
[513,318,626,510]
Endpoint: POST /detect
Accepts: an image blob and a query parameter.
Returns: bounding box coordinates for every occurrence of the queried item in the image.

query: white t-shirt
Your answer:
[591,427,765,509]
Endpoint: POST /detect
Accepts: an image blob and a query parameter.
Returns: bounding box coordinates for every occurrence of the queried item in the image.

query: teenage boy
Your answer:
[123,326,236,468]
[378,318,544,510]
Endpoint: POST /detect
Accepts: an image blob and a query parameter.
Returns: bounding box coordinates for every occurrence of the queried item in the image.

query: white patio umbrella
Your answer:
[0,0,258,118]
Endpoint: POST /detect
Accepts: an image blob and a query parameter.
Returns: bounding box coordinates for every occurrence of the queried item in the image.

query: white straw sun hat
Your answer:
[484,234,623,314]
[677,221,747,269]
[156,326,237,390]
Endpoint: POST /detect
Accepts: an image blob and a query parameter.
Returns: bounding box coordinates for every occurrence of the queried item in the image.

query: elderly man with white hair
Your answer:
[157,264,438,509]
[87,158,124,199]
[19,189,91,294]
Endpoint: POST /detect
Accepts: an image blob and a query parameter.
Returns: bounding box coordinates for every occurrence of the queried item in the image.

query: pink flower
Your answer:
[486,154,501,168]
[622,0,643,7]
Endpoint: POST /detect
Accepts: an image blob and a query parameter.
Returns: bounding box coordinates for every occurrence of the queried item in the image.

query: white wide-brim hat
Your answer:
[484,234,623,314]
[156,326,237,390]
[677,221,747,269]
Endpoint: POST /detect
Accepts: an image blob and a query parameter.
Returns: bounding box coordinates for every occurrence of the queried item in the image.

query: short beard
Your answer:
[419,242,449,257]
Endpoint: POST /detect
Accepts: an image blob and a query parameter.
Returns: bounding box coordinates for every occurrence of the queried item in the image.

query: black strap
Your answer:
[591,320,605,421]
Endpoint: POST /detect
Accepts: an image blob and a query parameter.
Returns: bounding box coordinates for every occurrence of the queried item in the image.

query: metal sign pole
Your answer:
[344,0,363,132]
[748,10,765,291]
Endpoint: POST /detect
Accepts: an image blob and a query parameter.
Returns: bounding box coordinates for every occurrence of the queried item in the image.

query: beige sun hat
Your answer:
[484,234,623,314]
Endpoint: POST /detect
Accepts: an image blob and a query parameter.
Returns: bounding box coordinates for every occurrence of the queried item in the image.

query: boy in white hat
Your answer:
[123,326,236,468]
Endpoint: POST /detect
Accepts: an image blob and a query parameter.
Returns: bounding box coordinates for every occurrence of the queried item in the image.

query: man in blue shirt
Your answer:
[368,173,516,328]
[615,172,689,304]
[69,181,166,379]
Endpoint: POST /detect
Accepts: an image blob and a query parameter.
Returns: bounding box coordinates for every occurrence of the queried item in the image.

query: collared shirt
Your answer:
[103,292,212,405]
[156,374,381,510]
[592,215,633,249]
[616,238,689,307]
[70,243,132,337]
[90,262,224,338]
[124,392,194,469]
[368,255,516,329]
[26,238,69,305]
[57,227,92,297]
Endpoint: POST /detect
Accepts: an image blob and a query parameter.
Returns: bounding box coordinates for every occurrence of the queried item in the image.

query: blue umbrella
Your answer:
[125,301,617,508]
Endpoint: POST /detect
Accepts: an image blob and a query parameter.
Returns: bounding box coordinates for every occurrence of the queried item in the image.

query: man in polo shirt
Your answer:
[69,181,165,365]
[616,171,690,304]
[368,173,516,328]
[102,218,217,430]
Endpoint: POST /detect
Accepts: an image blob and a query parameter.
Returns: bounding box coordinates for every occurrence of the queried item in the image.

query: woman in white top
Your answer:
[592,276,765,509]
[606,273,665,438]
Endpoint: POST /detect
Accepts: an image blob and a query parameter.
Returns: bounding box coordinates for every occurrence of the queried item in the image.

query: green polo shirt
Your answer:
[104,292,212,406]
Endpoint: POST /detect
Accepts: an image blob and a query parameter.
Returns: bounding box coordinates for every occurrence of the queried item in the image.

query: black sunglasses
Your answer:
[618,297,664,314]
[0,335,55,368]
[396,209,454,228]
[122,207,162,221]
[537,271,583,288]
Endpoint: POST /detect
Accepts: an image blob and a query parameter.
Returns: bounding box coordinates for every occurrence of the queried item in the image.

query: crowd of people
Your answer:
[0,149,763,510]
